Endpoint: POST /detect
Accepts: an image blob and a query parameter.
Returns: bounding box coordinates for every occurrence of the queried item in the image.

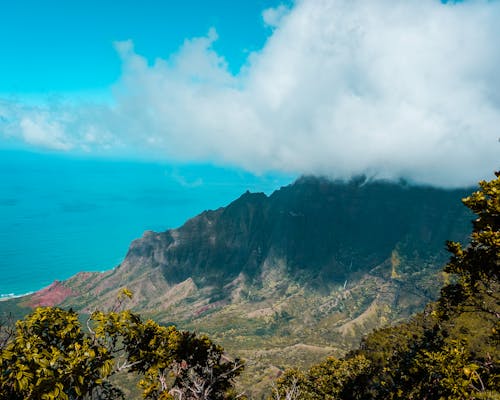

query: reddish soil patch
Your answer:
[27,281,76,308]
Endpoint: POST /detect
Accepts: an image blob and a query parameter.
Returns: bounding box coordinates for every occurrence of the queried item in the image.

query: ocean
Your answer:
[0,150,293,297]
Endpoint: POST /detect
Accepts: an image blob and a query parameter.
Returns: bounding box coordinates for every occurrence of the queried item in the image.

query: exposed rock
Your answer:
[26,281,75,308]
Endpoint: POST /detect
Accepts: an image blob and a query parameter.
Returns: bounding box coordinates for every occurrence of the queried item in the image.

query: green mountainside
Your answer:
[2,176,475,397]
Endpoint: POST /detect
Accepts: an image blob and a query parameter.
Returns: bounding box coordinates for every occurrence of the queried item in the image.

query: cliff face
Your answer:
[49,176,472,314]
[118,176,470,288]
[15,176,473,396]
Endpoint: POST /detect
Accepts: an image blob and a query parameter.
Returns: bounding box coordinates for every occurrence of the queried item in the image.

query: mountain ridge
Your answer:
[15,175,474,330]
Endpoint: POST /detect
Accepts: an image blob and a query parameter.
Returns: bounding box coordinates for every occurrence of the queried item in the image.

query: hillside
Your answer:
[6,176,473,397]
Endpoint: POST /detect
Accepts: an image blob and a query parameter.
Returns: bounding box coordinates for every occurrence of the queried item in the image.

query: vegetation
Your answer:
[0,290,244,399]
[0,173,498,399]
[272,172,499,399]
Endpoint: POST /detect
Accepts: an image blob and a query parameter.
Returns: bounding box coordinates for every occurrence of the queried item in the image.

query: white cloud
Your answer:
[262,4,291,28]
[1,0,499,187]
[19,114,73,151]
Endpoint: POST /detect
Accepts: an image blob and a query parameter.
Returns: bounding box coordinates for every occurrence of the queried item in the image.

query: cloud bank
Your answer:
[1,0,500,187]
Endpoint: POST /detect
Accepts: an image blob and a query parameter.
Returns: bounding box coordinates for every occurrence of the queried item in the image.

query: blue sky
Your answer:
[0,0,284,94]
[0,0,499,187]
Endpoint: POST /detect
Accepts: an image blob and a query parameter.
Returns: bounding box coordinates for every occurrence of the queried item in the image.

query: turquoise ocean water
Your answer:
[0,151,293,297]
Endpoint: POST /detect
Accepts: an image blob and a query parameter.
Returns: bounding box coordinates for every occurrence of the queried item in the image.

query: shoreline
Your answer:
[0,291,33,302]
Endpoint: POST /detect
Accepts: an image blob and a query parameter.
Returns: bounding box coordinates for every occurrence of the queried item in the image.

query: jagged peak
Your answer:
[235,190,268,201]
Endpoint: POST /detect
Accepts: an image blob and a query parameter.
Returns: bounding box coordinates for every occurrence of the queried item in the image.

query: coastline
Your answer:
[0,292,33,302]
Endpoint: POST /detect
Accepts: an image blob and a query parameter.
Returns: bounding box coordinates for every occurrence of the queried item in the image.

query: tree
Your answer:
[272,355,370,400]
[92,310,245,400]
[444,171,499,293]
[0,297,244,399]
[0,307,119,400]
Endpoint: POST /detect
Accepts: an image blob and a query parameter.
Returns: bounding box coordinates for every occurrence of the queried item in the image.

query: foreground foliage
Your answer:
[273,172,499,400]
[0,291,243,399]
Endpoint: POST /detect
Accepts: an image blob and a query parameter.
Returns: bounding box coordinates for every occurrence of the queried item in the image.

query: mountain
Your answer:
[7,176,473,397]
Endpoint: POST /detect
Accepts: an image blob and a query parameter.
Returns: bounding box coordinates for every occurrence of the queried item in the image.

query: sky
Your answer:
[0,0,499,187]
